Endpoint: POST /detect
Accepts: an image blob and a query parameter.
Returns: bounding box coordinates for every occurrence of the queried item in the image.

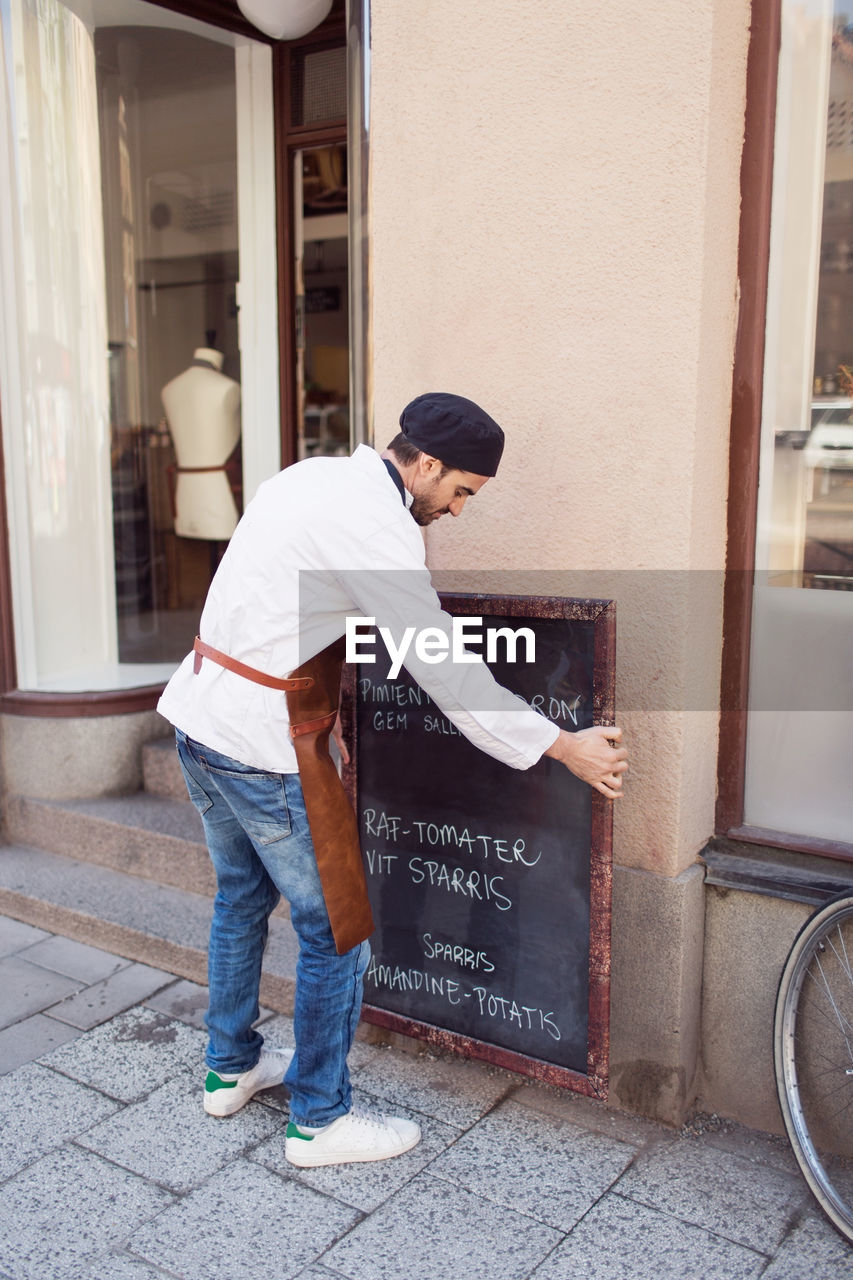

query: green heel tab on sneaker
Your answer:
[205,1071,238,1092]
[286,1122,315,1141]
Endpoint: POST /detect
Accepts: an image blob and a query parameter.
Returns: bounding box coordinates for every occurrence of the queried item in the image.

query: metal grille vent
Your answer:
[291,45,346,126]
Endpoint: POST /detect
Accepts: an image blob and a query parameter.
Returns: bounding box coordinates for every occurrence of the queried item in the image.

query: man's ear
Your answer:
[418,453,441,477]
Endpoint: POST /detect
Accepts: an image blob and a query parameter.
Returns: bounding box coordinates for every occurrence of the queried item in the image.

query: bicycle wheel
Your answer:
[774,891,853,1243]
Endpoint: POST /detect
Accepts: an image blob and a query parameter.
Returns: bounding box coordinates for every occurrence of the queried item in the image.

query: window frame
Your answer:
[717,0,853,864]
[0,0,344,716]
[274,29,348,473]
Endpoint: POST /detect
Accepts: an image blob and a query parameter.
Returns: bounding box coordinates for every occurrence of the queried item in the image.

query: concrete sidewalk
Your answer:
[0,913,850,1280]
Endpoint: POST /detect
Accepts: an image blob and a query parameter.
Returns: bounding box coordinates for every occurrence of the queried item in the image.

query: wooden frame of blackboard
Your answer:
[341,593,615,1099]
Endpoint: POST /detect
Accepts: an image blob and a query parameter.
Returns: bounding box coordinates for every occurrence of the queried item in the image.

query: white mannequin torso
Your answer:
[161,348,242,540]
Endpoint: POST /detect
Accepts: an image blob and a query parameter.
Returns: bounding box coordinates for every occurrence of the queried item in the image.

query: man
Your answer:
[158,392,627,1169]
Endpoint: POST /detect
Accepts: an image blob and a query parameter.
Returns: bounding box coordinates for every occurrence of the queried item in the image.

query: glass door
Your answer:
[0,0,278,689]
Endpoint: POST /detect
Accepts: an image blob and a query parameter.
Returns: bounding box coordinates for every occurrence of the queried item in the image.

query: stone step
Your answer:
[0,842,299,1014]
[142,734,188,801]
[3,792,215,898]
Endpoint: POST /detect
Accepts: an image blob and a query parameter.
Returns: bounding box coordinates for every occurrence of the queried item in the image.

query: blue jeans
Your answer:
[175,730,370,1127]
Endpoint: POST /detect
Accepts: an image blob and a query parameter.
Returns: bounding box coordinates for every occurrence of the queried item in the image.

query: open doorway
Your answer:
[295,144,350,458]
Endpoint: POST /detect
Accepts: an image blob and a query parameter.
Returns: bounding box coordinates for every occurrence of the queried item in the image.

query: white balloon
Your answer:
[236,0,333,41]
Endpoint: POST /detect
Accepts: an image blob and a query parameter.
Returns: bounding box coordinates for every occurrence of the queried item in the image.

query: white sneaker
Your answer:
[285,1107,421,1167]
[204,1046,294,1117]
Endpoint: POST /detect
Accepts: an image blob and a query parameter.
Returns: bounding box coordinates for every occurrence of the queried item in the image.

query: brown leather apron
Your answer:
[193,636,373,955]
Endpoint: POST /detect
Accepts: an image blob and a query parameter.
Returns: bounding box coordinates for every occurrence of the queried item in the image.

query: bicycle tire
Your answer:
[774,891,853,1243]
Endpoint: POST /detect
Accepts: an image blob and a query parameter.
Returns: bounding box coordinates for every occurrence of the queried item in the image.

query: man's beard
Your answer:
[410,477,447,526]
[410,495,447,526]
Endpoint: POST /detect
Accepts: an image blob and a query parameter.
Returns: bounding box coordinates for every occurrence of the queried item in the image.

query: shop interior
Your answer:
[97,26,350,664]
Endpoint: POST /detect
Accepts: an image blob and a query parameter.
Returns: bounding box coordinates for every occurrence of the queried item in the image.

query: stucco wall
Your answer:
[369,0,748,877]
[369,1,751,1120]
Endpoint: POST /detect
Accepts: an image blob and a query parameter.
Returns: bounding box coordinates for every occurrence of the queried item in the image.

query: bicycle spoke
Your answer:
[793,1020,853,1071]
[801,1084,853,1124]
[828,927,853,985]
[775,897,853,1245]
[808,954,853,1052]
[794,1034,853,1073]
[794,1062,853,1093]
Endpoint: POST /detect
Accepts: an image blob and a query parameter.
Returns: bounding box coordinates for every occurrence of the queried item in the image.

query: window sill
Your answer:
[0,686,165,718]
[703,833,853,906]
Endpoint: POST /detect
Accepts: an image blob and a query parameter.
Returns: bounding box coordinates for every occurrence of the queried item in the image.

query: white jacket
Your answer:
[157,445,558,773]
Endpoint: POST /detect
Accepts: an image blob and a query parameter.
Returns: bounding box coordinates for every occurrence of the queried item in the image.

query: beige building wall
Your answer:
[369,0,751,1122]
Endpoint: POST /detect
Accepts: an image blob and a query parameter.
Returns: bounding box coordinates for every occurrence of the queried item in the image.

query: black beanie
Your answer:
[399,392,505,476]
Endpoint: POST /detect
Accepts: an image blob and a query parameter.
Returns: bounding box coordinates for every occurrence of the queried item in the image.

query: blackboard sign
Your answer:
[342,594,615,1098]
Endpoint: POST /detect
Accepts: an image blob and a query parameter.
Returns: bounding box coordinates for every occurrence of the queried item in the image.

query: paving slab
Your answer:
[760,1208,853,1278]
[0,916,49,957]
[325,1172,563,1280]
[513,1077,675,1148]
[46,961,175,1029]
[348,1042,515,1128]
[429,1095,637,1231]
[528,1192,769,1280]
[0,1011,82,1073]
[43,1005,206,1101]
[616,1136,808,1254]
[0,1061,120,1181]
[22,933,132,983]
[3,912,848,1280]
[0,1144,174,1280]
[0,953,83,1029]
[81,1254,176,1280]
[128,1159,360,1280]
[144,977,211,1028]
[683,1111,802,1178]
[253,1096,460,1212]
[77,1073,286,1192]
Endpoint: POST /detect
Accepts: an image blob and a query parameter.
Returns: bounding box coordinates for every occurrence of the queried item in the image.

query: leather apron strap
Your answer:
[285,638,373,955]
[193,637,313,692]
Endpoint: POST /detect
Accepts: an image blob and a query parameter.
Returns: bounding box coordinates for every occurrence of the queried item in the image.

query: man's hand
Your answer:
[543,725,628,799]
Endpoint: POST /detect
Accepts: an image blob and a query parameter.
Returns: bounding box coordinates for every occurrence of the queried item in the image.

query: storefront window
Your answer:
[0,0,277,690]
[746,0,853,843]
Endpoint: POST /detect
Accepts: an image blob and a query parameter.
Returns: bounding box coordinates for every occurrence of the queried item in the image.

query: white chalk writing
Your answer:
[365,957,561,1041]
[362,809,542,867]
[422,932,495,973]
